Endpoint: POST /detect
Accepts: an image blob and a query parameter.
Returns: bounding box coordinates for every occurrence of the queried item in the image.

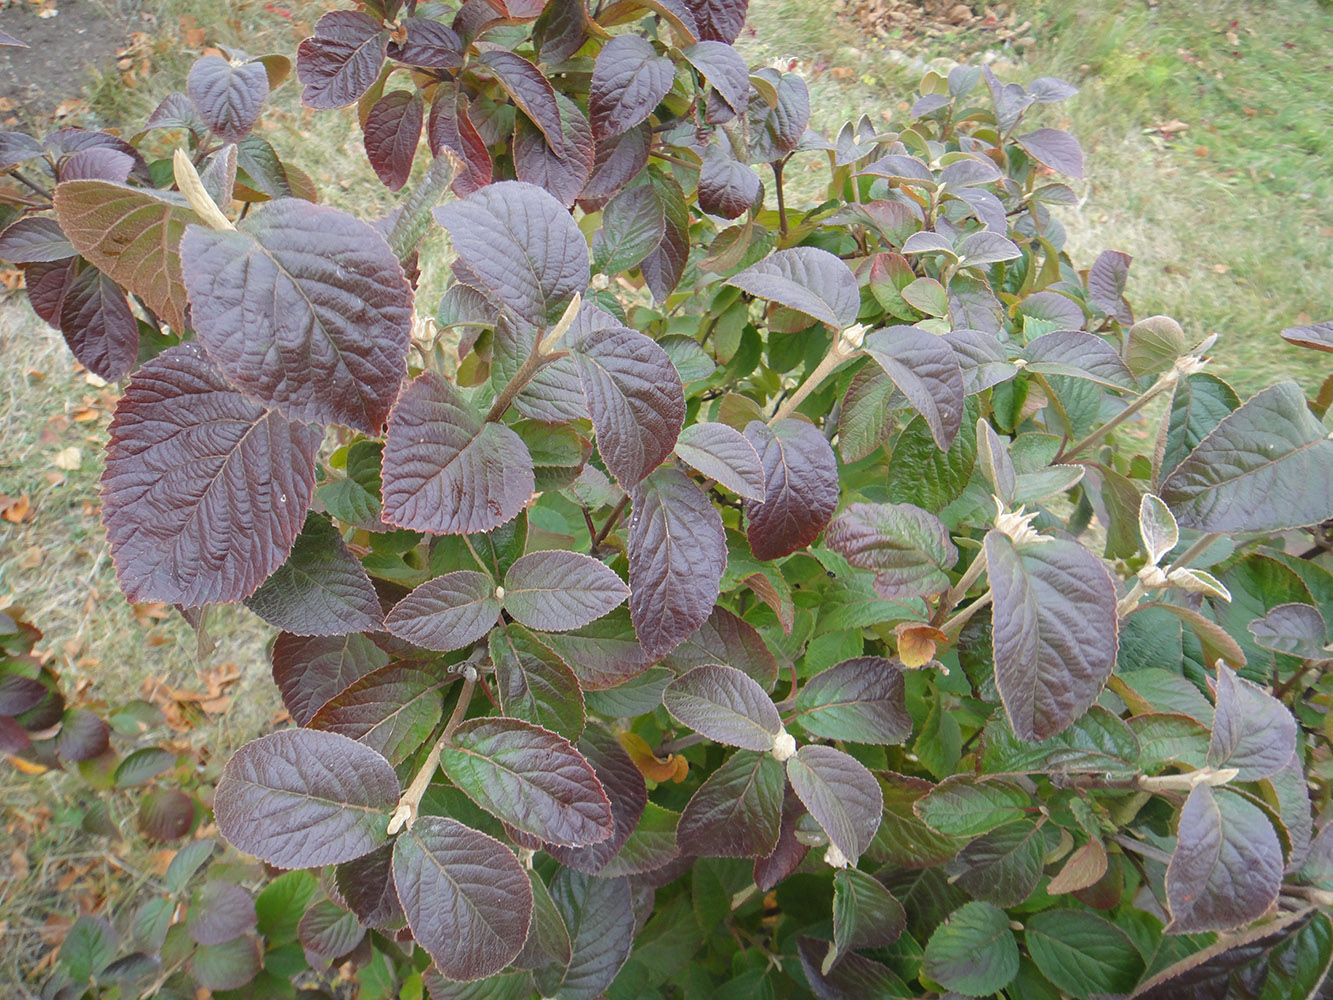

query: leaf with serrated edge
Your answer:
[923,901,1020,996]
[363,89,423,191]
[725,247,859,328]
[824,502,958,600]
[214,729,398,869]
[1024,909,1144,999]
[479,51,563,149]
[663,664,782,750]
[546,869,634,1000]
[862,325,966,450]
[1022,330,1137,390]
[985,531,1118,741]
[381,372,534,535]
[392,816,532,981]
[673,422,764,500]
[489,624,586,740]
[180,198,412,432]
[914,775,1032,837]
[827,868,906,972]
[744,419,839,561]
[1160,382,1333,532]
[786,744,882,863]
[101,344,319,606]
[574,326,684,489]
[1208,662,1297,780]
[308,662,447,764]
[628,467,726,659]
[272,631,390,726]
[662,606,779,690]
[53,180,202,330]
[1248,602,1329,659]
[441,717,613,847]
[683,40,750,110]
[57,262,138,382]
[1165,783,1283,933]
[792,656,911,745]
[246,513,383,636]
[434,181,589,326]
[545,726,647,873]
[385,571,500,652]
[188,55,268,143]
[296,11,387,110]
[589,35,674,140]
[676,750,784,858]
[502,550,628,632]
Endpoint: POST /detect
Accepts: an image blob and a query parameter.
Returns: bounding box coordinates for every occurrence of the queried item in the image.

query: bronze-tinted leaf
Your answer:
[513,92,594,208]
[579,124,651,210]
[363,90,423,191]
[824,502,958,600]
[490,624,586,740]
[187,55,269,143]
[308,662,448,764]
[792,656,912,746]
[503,550,629,632]
[101,344,320,606]
[272,631,391,726]
[744,419,839,561]
[677,749,784,857]
[545,726,647,873]
[381,372,534,535]
[385,17,462,70]
[862,325,966,450]
[428,86,492,196]
[786,744,882,864]
[478,50,563,149]
[589,35,674,140]
[296,10,387,110]
[384,570,502,651]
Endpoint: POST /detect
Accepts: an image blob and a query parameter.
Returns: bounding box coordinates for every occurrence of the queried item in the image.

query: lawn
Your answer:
[0,0,1330,989]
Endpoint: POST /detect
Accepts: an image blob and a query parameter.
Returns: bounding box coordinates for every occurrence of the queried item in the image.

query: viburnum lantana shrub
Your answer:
[4,0,1333,995]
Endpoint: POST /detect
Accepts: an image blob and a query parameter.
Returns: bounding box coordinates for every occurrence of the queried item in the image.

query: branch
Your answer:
[387,669,477,834]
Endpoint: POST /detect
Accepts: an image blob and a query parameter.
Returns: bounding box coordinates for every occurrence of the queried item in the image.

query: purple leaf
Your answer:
[1208,663,1297,781]
[628,468,726,659]
[0,216,75,263]
[187,882,256,945]
[1017,127,1084,179]
[825,502,958,600]
[54,708,110,763]
[1166,784,1283,933]
[1281,320,1333,354]
[534,0,588,64]
[503,550,630,631]
[363,90,423,191]
[1247,602,1329,659]
[214,729,399,869]
[683,40,750,111]
[684,0,749,42]
[591,181,665,275]
[296,10,387,110]
[141,91,208,140]
[746,70,809,162]
[546,869,635,998]
[1088,249,1133,324]
[479,50,563,149]
[441,717,614,846]
[798,936,909,999]
[638,169,689,302]
[57,262,139,382]
[245,513,384,636]
[0,28,27,48]
[579,124,651,209]
[187,55,269,143]
[589,35,674,140]
[545,726,647,873]
[53,181,200,331]
[100,344,319,606]
[955,230,1021,267]
[859,153,936,188]
[1160,382,1333,533]
[755,790,811,889]
[385,570,502,651]
[699,142,762,219]
[985,531,1118,742]
[298,900,364,968]
[336,844,404,930]
[490,624,586,740]
[0,130,43,170]
[743,419,839,561]
[726,247,859,328]
[831,867,906,967]
[381,372,534,535]
[663,606,779,690]
[945,328,1019,395]
[532,608,652,690]
[513,869,571,971]
[1022,330,1137,390]
[1028,76,1078,102]
[574,327,684,488]
[308,663,448,764]
[428,86,492,196]
[677,749,784,857]
[792,656,912,746]
[271,631,391,726]
[392,816,532,981]
[862,325,966,450]
[434,181,589,325]
[386,17,462,70]
[786,744,883,864]
[663,664,783,750]
[513,92,594,208]
[947,818,1046,906]
[180,198,412,432]
[673,422,765,500]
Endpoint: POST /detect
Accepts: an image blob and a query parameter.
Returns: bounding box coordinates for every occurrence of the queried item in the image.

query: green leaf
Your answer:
[254,871,318,944]
[885,399,978,514]
[60,915,116,981]
[823,502,958,601]
[948,818,1048,907]
[1158,372,1239,482]
[978,705,1140,776]
[922,901,1020,996]
[914,775,1032,837]
[792,656,911,746]
[826,868,906,972]
[489,624,586,741]
[1161,382,1333,532]
[1023,909,1145,998]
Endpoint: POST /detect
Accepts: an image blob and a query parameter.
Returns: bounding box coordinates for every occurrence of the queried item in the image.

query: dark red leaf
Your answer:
[862,325,966,450]
[392,816,532,981]
[363,90,424,191]
[1208,663,1297,781]
[138,787,195,842]
[534,0,589,64]
[181,198,413,432]
[386,17,462,69]
[0,216,75,263]
[662,605,779,690]
[531,609,652,690]
[546,726,648,873]
[677,750,784,857]
[791,656,912,746]
[578,124,651,210]
[574,326,684,488]
[628,467,726,659]
[503,550,630,631]
[296,11,388,110]
[271,631,391,726]
[187,55,269,143]
[824,501,958,601]
[489,624,586,739]
[308,662,448,763]
[513,93,594,208]
[1088,249,1133,324]
[55,708,110,763]
[589,35,674,140]
[699,142,762,219]
[336,843,403,929]
[428,86,493,196]
[385,570,502,651]
[478,50,564,149]
[683,41,750,111]
[298,900,364,968]
[101,344,320,606]
[214,728,399,868]
[684,0,749,42]
[639,167,689,303]
[746,69,809,162]
[1017,128,1084,179]
[754,791,810,890]
[744,419,839,561]
[21,257,77,327]
[57,261,139,382]
[381,372,534,534]
[188,882,256,945]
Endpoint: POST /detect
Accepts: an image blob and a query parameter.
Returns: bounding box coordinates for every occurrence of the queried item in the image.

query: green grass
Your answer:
[742,0,1333,394]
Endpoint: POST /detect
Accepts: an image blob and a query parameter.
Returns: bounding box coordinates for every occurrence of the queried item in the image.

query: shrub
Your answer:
[4,0,1333,996]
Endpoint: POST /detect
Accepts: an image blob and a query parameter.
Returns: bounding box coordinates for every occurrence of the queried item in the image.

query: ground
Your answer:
[1,0,1331,991]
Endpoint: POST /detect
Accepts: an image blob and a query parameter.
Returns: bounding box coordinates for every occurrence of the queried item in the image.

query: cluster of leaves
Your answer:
[5,0,1333,996]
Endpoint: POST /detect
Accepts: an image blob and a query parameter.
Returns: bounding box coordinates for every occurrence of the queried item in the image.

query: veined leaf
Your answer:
[546,869,634,999]
[828,868,905,972]
[726,247,859,328]
[922,901,1020,996]
[914,775,1032,837]
[296,10,387,110]
[271,631,391,726]
[385,571,501,651]
[744,419,839,561]
[674,421,765,500]
[786,744,882,864]
[791,656,911,745]
[1017,127,1083,178]
[489,624,586,740]
[188,55,269,143]
[1208,662,1298,781]
[545,726,647,873]
[1024,909,1144,999]
[862,325,966,450]
[676,750,784,858]
[824,502,958,600]
[363,89,423,191]
[502,550,629,632]
[214,729,398,869]
[589,34,673,140]
[478,51,563,150]
[662,664,782,750]
[441,717,613,847]
[1247,602,1329,659]
[1022,329,1136,390]
[308,662,448,764]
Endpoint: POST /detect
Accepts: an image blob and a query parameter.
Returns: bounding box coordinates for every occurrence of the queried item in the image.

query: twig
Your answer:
[387,671,477,833]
